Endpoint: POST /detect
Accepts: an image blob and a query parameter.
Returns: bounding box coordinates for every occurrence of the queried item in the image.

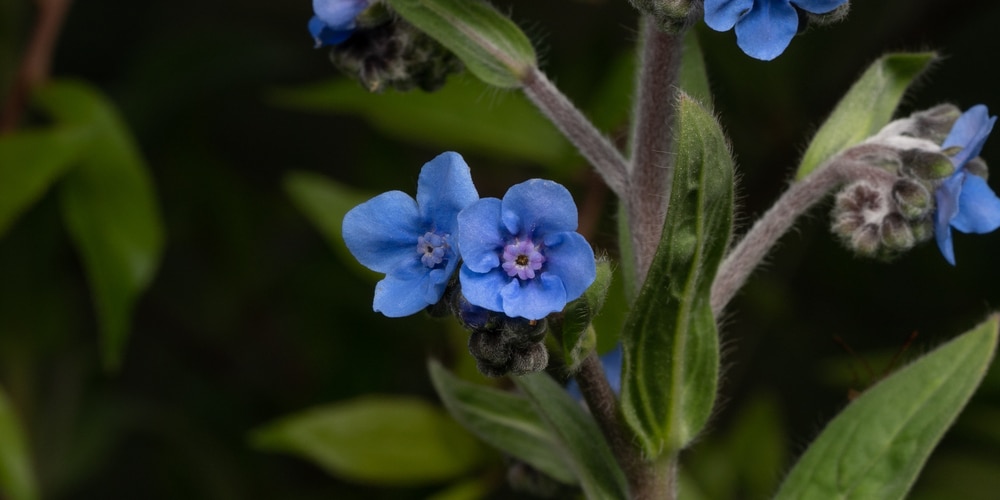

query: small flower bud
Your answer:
[910,217,934,243]
[965,157,989,180]
[880,213,915,252]
[801,3,850,27]
[850,223,882,257]
[908,104,963,144]
[899,149,955,180]
[891,179,932,219]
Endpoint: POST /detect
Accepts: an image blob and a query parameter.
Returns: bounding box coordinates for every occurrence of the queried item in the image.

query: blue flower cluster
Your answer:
[309,0,370,47]
[934,105,1000,265]
[342,152,597,320]
[704,0,848,61]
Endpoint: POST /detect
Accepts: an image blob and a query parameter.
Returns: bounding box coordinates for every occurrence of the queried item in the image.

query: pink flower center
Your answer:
[501,239,545,280]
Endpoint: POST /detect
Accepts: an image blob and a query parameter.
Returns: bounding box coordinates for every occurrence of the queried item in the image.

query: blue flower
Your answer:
[457,179,596,320]
[934,105,1000,265]
[704,0,847,61]
[567,346,623,400]
[309,0,370,47]
[342,152,479,317]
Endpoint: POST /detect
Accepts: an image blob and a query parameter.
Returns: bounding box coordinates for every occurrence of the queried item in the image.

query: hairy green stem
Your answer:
[710,145,900,315]
[521,67,629,198]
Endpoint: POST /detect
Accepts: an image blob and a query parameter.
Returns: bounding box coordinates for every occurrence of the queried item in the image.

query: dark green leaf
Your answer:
[0,127,90,238]
[428,360,575,484]
[620,93,733,457]
[513,373,629,499]
[0,385,38,500]
[271,76,572,171]
[385,0,537,88]
[251,395,488,485]
[775,315,999,500]
[797,53,935,179]
[34,79,164,371]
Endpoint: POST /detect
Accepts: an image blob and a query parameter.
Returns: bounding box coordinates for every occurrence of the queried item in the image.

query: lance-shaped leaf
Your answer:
[0,127,90,238]
[0,385,38,500]
[251,395,488,485]
[33,80,164,371]
[385,0,536,88]
[620,93,733,457]
[775,315,999,500]
[559,258,613,372]
[513,373,629,500]
[797,52,935,179]
[428,360,574,484]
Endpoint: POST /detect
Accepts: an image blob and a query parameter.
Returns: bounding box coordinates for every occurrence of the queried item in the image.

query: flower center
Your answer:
[501,239,545,280]
[417,232,449,268]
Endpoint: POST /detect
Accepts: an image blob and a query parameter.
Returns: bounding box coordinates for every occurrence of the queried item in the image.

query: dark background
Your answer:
[2,0,1000,498]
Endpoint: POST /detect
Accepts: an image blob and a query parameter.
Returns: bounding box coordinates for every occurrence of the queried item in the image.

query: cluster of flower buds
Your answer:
[450,290,550,378]
[628,0,702,33]
[830,104,985,259]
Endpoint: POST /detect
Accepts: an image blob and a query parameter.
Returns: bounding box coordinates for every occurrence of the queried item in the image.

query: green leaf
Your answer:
[679,30,712,110]
[428,360,575,484]
[0,127,90,238]
[559,258,613,371]
[512,373,629,499]
[284,171,375,279]
[33,79,164,371]
[0,385,38,500]
[775,315,1000,500]
[271,76,572,171]
[385,0,537,88]
[796,52,935,179]
[251,395,488,485]
[620,93,733,457]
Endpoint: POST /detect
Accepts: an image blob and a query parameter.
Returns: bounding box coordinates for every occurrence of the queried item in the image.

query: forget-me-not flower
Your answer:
[309,0,371,47]
[934,105,1000,265]
[704,0,847,61]
[457,179,596,321]
[342,152,479,317]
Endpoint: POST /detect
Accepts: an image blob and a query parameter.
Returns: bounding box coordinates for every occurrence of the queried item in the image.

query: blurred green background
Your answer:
[2,0,1000,498]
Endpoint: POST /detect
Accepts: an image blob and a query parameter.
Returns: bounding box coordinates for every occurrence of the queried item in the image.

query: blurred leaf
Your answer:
[679,30,712,110]
[796,52,935,179]
[775,315,999,500]
[385,0,536,88]
[285,171,375,279]
[34,79,164,371]
[428,360,575,484]
[427,476,495,500]
[251,395,488,485]
[271,76,573,172]
[0,127,89,238]
[0,384,37,500]
[620,93,732,457]
[513,373,629,499]
[559,258,612,371]
[593,262,629,354]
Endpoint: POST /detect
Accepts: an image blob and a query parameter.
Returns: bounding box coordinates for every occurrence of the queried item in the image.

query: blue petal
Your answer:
[500,273,567,320]
[313,0,368,30]
[942,105,996,169]
[734,0,800,61]
[459,266,508,313]
[951,174,1000,234]
[500,179,579,239]
[541,232,596,303]
[704,0,754,32]
[457,198,506,274]
[308,16,353,47]
[416,152,480,234]
[343,191,424,274]
[935,173,964,265]
[790,0,848,14]
[373,273,437,317]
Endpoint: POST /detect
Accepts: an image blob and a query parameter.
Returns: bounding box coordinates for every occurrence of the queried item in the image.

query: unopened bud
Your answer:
[851,223,881,257]
[965,157,989,180]
[899,149,955,180]
[801,3,850,27]
[908,104,962,144]
[880,213,915,252]
[910,217,933,243]
[891,179,932,219]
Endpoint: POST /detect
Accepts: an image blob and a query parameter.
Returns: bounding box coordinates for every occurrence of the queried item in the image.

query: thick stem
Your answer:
[521,67,629,198]
[626,17,684,287]
[710,146,899,315]
[1,0,73,133]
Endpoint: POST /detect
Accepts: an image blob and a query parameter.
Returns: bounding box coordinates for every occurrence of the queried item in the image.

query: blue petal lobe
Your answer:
[457,198,506,274]
[733,0,800,61]
[313,0,368,30]
[935,173,964,265]
[790,0,848,14]
[459,266,508,313]
[541,232,596,303]
[343,191,424,274]
[942,105,996,169]
[308,16,352,47]
[416,152,480,234]
[951,175,1000,234]
[501,179,579,239]
[703,0,754,31]
[373,273,436,317]
[500,273,568,320]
